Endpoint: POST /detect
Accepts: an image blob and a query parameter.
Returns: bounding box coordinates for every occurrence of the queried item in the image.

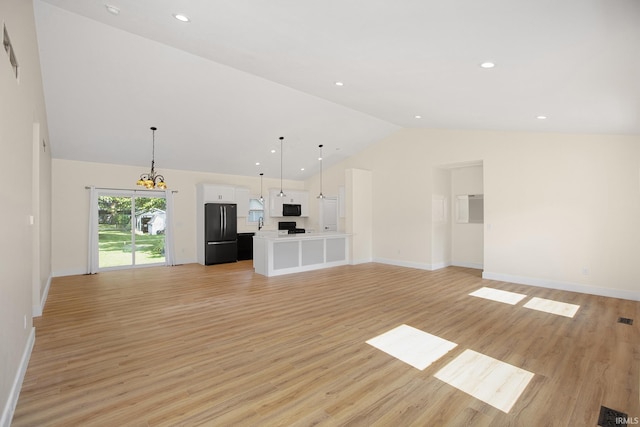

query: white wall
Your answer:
[345,168,373,264]
[432,168,451,268]
[451,165,484,268]
[51,159,305,276]
[320,128,640,300]
[1,0,51,424]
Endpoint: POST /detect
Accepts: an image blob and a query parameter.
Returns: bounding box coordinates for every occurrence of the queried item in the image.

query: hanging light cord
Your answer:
[317,144,324,199]
[278,136,285,197]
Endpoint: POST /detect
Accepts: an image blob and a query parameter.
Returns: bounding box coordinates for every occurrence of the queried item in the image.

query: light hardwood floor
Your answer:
[12,262,640,426]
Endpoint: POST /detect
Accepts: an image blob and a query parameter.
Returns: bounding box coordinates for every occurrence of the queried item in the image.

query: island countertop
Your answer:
[252,232,350,276]
[254,231,350,240]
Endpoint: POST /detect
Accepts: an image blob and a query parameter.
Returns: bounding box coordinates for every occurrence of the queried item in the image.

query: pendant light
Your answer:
[317,144,325,199]
[136,126,167,189]
[259,173,264,203]
[277,136,286,197]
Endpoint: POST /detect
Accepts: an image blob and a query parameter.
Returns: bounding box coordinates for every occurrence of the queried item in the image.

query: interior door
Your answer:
[320,197,338,232]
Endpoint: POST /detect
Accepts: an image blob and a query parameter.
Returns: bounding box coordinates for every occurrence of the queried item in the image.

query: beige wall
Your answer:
[321,128,640,299]
[52,159,305,276]
[451,165,484,268]
[1,0,51,423]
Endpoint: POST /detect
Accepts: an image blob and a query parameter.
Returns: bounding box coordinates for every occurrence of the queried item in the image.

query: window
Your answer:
[247,198,264,223]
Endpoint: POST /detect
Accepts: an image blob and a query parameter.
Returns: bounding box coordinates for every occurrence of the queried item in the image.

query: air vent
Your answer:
[598,405,628,427]
[618,317,633,325]
[3,24,19,79]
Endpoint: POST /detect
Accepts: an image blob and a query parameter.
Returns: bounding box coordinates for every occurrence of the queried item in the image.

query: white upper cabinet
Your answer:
[201,184,235,203]
[196,183,251,214]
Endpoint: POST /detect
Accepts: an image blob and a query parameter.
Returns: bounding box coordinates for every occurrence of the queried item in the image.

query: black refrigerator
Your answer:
[204,203,237,265]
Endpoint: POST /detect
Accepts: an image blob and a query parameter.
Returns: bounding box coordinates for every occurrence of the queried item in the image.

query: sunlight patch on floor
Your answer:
[469,287,528,305]
[523,297,580,318]
[434,349,534,413]
[366,324,458,370]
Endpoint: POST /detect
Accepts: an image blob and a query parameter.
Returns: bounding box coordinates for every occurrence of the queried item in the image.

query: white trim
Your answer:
[482,271,640,302]
[374,258,437,271]
[1,327,35,427]
[451,261,483,270]
[52,268,89,277]
[431,261,451,270]
[32,275,52,317]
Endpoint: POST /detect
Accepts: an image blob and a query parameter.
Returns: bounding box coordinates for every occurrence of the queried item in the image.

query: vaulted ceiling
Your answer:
[33,0,640,180]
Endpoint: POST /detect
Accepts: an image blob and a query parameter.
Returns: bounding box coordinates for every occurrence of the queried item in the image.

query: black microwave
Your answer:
[282,204,302,216]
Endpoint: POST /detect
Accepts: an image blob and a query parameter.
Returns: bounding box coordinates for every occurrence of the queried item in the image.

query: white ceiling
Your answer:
[33,0,640,181]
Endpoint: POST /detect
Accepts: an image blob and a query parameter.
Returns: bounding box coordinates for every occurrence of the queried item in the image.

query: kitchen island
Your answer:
[253,232,350,277]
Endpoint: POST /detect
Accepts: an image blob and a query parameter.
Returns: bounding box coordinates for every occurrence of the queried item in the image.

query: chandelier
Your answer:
[136,126,167,189]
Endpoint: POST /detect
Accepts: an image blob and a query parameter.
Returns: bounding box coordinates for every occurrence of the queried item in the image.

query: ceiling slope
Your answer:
[34,0,640,179]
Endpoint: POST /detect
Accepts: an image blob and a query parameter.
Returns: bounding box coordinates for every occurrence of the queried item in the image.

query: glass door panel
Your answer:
[98,196,133,269]
[97,193,166,269]
[134,196,166,265]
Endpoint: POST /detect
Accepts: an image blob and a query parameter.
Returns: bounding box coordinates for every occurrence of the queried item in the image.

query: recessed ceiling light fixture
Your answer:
[255,162,260,166]
[334,81,344,86]
[536,115,548,120]
[415,115,422,119]
[480,62,495,69]
[105,4,120,15]
[173,13,190,22]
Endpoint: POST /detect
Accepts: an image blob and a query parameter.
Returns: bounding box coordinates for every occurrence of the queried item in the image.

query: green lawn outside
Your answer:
[99,226,165,268]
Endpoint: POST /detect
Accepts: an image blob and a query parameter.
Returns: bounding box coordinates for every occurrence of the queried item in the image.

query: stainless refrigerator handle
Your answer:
[219,206,224,238]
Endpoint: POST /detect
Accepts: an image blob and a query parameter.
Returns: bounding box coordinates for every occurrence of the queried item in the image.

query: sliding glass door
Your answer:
[97,191,166,270]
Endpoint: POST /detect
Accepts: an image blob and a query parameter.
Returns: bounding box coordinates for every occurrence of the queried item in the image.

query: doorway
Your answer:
[96,191,166,270]
[432,162,484,270]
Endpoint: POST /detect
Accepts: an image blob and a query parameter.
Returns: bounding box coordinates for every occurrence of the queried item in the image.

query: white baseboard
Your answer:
[52,268,86,277]
[374,258,438,271]
[482,271,640,302]
[1,327,35,427]
[451,261,484,270]
[350,257,373,265]
[431,261,451,270]
[32,275,52,317]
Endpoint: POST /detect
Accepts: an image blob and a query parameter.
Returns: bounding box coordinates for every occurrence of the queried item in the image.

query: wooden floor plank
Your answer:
[12,262,640,426]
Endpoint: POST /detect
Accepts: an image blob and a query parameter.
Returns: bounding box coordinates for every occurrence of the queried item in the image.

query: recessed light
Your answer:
[415,115,422,119]
[480,62,495,69]
[300,168,305,171]
[173,13,190,22]
[105,4,120,15]
[255,162,260,166]
[270,149,276,154]
[334,81,344,86]
[536,115,547,120]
